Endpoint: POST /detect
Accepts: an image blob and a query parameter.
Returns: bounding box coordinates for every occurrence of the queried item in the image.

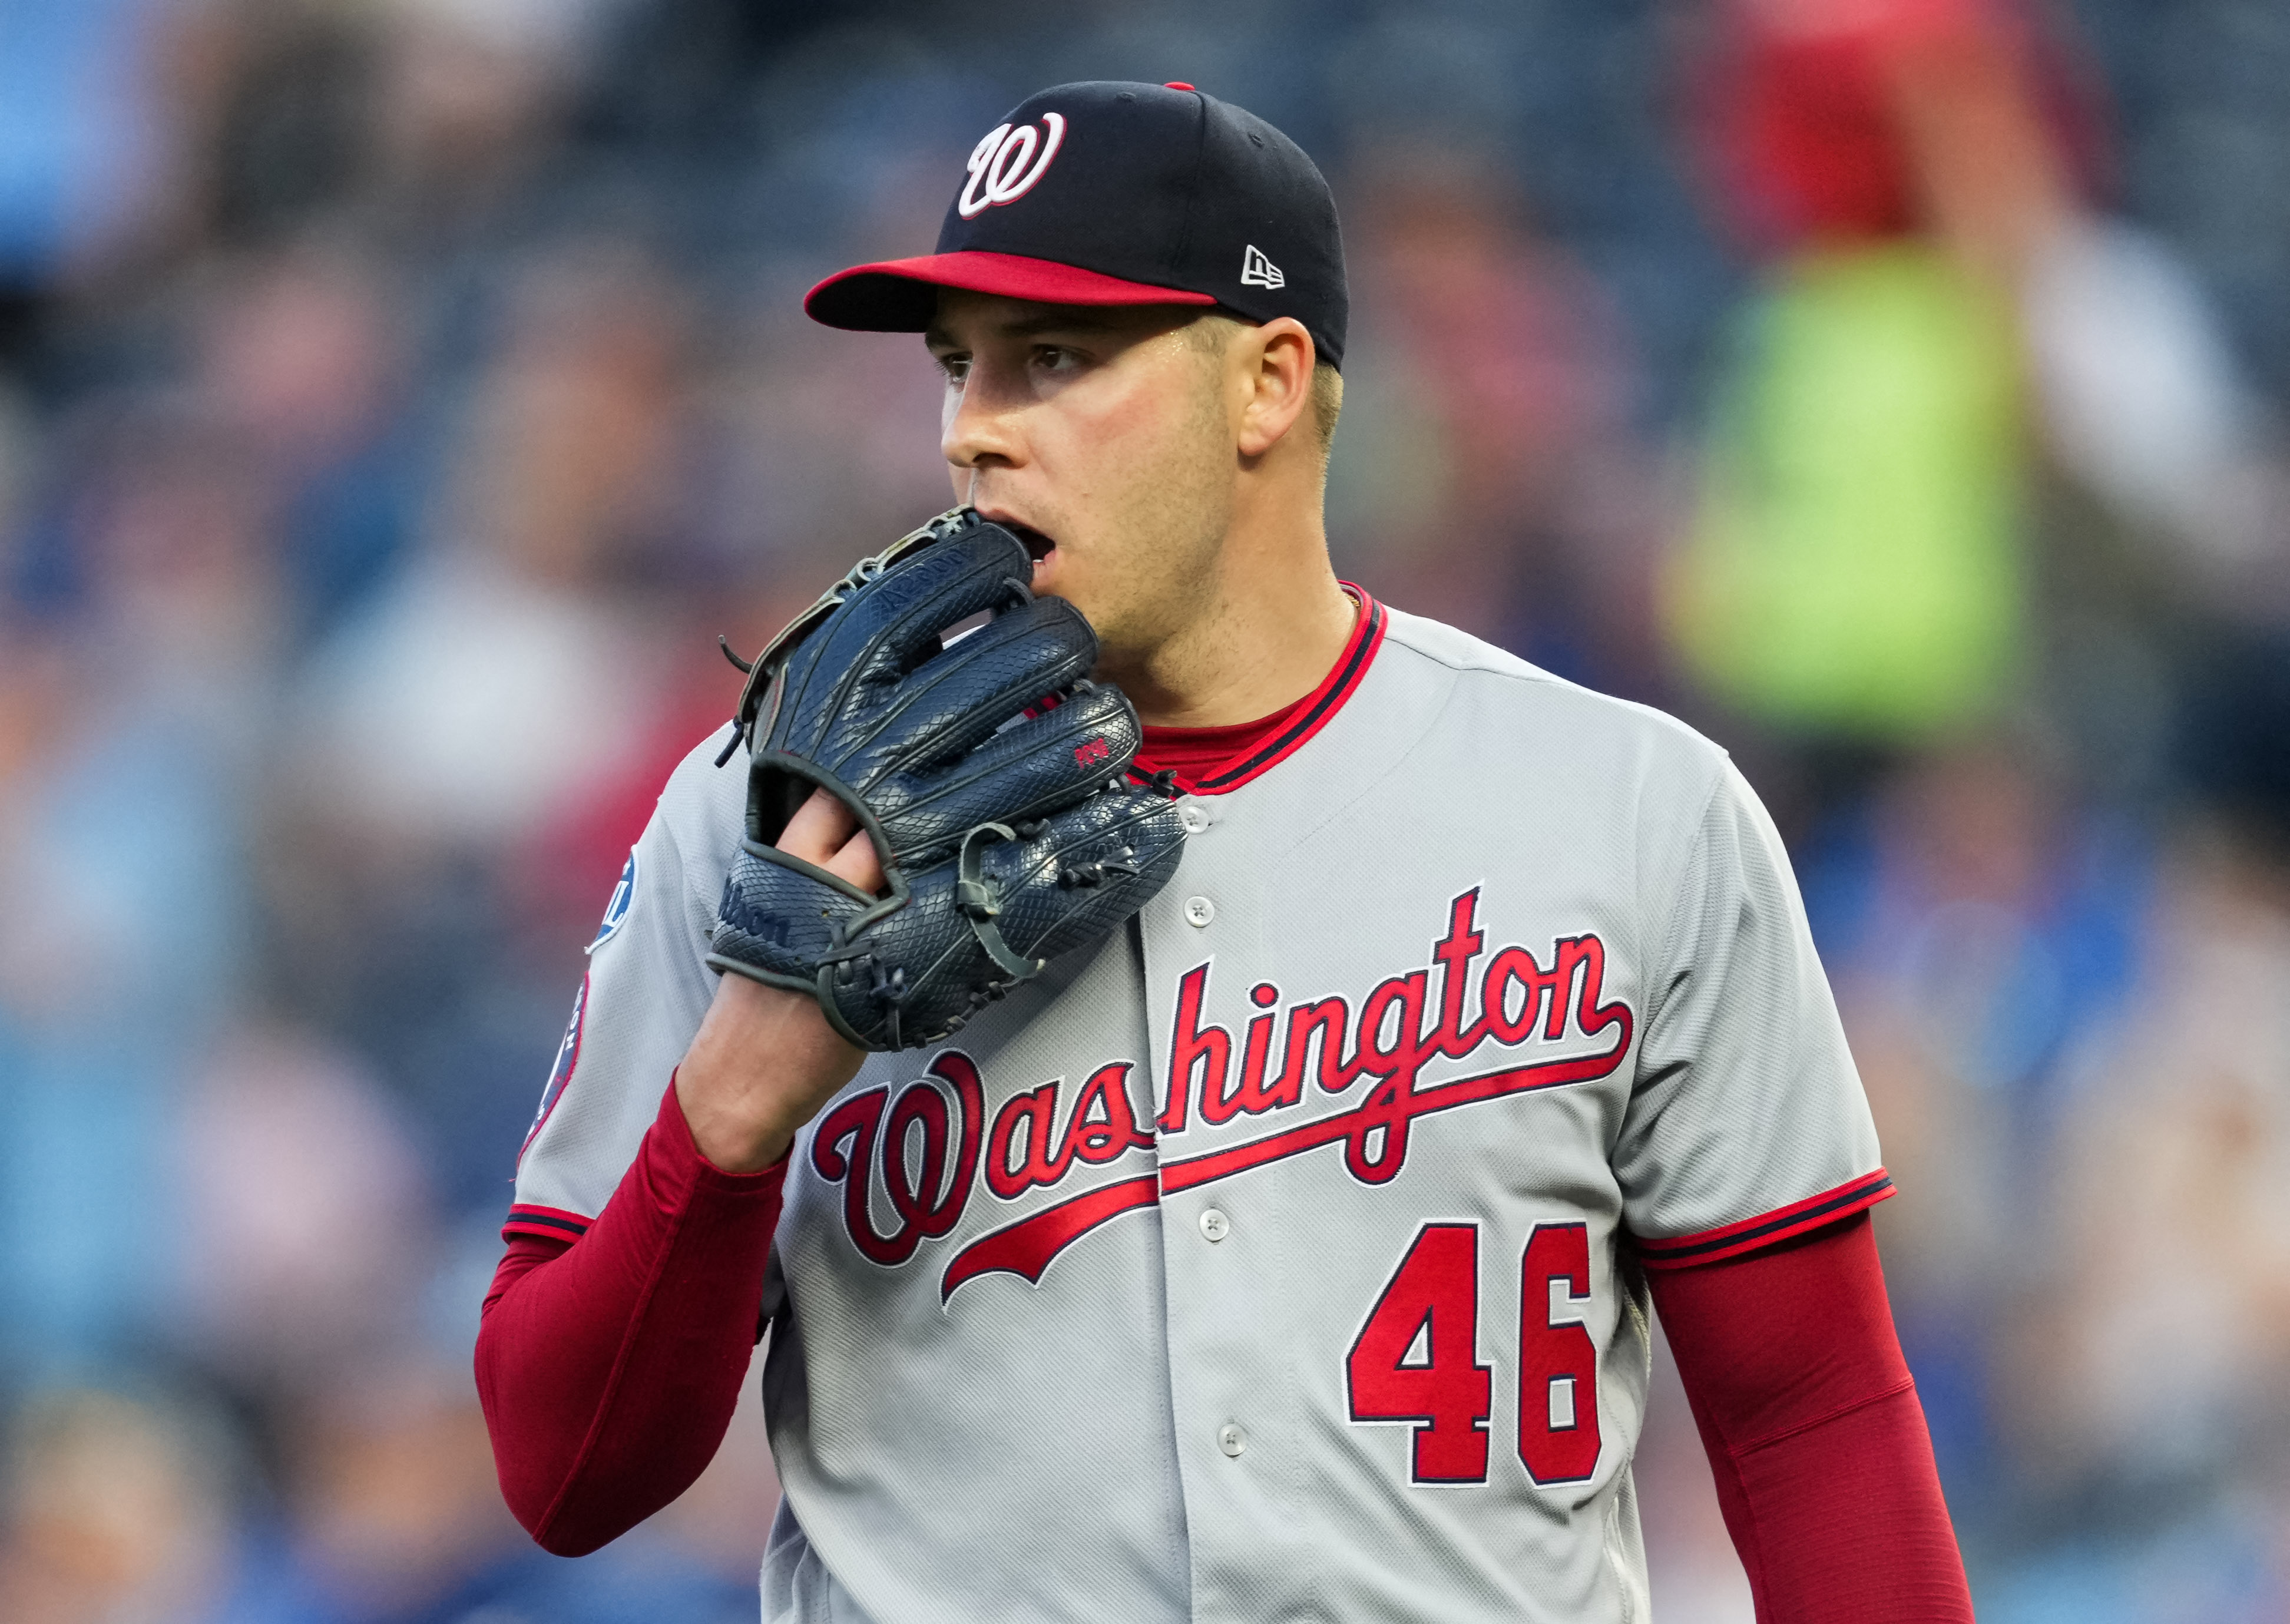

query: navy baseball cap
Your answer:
[806,81,1348,369]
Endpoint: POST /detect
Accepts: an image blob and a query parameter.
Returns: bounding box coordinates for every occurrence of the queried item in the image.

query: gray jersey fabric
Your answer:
[511,603,1888,1624]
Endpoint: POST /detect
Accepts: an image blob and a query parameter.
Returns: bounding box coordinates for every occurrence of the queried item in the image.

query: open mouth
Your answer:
[995,520,1057,568]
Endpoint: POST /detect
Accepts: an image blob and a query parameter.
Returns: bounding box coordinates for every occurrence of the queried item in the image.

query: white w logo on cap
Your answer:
[958,114,1067,219]
[1240,244,1285,289]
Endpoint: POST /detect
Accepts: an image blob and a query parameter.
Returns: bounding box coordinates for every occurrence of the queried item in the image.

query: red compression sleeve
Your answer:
[475,1077,786,1556]
[1647,1213,1973,1623]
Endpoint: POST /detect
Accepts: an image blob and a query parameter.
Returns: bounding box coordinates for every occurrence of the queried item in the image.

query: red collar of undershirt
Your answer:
[1127,586,1386,798]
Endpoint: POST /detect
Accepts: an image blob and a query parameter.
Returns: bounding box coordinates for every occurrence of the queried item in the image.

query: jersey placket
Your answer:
[1137,786,1328,1624]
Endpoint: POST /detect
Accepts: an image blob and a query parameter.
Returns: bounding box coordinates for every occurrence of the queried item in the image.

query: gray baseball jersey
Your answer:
[508,592,1891,1624]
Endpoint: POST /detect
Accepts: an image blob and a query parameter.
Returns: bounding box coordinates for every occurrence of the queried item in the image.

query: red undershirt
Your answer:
[1135,694,1312,788]
[476,666,1972,1619]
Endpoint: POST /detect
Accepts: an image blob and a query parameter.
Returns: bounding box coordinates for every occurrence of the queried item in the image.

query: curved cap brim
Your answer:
[805,250,1219,332]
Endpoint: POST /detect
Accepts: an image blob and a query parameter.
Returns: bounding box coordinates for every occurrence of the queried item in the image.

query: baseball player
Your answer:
[478,81,1972,1623]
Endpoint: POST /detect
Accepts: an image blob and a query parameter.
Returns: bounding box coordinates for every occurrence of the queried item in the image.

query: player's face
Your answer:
[926,290,1233,667]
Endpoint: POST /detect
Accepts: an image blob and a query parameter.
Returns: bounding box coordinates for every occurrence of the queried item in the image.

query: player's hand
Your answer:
[779,782,888,895]
[676,788,883,1173]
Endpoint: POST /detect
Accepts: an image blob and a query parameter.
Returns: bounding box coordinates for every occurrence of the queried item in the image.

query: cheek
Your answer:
[1055,381,1210,505]
[1062,385,1229,622]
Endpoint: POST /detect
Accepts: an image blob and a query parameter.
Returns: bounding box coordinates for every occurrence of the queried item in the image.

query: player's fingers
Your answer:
[778,785,861,865]
[823,823,888,896]
[781,786,888,894]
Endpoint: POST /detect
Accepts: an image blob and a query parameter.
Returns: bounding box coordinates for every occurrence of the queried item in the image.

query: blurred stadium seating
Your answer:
[3,2,2288,1619]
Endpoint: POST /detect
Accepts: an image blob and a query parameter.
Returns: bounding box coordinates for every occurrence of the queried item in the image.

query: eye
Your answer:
[1030,345,1082,375]
[934,351,971,384]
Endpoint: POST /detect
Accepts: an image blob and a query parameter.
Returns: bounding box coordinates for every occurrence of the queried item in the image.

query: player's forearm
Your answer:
[475,1077,785,1556]
[674,786,882,1172]
[1650,1215,1973,1623]
[676,973,868,1172]
[1690,1379,1970,1623]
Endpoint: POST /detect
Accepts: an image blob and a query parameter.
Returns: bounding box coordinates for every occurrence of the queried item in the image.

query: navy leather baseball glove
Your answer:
[708,508,1187,1051]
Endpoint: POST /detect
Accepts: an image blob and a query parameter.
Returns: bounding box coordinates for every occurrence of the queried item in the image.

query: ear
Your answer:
[1234,317,1315,459]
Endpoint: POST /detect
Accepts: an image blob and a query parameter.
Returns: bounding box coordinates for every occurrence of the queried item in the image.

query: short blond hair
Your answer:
[1307,358,1343,458]
[1187,313,1342,459]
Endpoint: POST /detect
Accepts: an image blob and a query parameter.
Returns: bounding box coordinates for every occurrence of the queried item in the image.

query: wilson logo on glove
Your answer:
[1073,736,1112,769]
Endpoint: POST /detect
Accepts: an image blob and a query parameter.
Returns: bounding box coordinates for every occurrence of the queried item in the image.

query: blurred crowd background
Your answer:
[3,0,2288,1619]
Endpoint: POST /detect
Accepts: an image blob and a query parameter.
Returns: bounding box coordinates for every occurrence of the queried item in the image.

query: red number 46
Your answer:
[1346,1222,1602,1487]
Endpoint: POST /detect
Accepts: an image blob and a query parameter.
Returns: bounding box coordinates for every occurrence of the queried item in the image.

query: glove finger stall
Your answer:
[871,681,1144,859]
[829,594,1099,782]
[749,520,1090,854]
[769,522,1036,752]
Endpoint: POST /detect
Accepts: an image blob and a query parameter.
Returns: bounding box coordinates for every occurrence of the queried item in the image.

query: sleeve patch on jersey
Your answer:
[1633,1169,1895,1269]
[519,973,588,1161]
[502,1203,593,1243]
[587,851,637,954]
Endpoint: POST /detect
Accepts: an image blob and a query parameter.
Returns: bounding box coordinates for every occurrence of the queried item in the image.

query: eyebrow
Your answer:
[924,308,1130,349]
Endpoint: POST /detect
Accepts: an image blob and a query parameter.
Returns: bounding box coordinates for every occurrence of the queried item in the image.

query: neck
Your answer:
[1099,489,1356,729]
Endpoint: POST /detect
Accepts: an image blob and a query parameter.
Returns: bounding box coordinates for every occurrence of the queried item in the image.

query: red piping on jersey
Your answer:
[504,1203,595,1242]
[520,971,591,1162]
[1649,1213,1974,1620]
[1633,1169,1895,1269]
[1127,586,1385,796]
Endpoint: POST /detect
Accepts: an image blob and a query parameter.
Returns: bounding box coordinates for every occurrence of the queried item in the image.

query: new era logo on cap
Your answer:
[802,81,1349,370]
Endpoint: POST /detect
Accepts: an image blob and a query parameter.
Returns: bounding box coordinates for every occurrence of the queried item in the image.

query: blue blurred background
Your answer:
[4,1,2289,1619]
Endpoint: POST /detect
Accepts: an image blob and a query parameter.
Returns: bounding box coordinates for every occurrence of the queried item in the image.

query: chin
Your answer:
[1031,565,1106,635]
[1028,550,1071,600]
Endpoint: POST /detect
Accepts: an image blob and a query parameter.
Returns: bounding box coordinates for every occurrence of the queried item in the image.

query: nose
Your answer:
[941,359,1025,475]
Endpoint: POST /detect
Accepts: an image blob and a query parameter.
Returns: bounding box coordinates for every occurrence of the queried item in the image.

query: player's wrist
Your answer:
[676,974,866,1173]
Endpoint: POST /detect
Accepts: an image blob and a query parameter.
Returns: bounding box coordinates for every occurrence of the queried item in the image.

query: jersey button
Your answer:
[1217,1423,1247,1457]
[1199,1208,1230,1242]
[1178,802,1210,835]
[1183,895,1216,927]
